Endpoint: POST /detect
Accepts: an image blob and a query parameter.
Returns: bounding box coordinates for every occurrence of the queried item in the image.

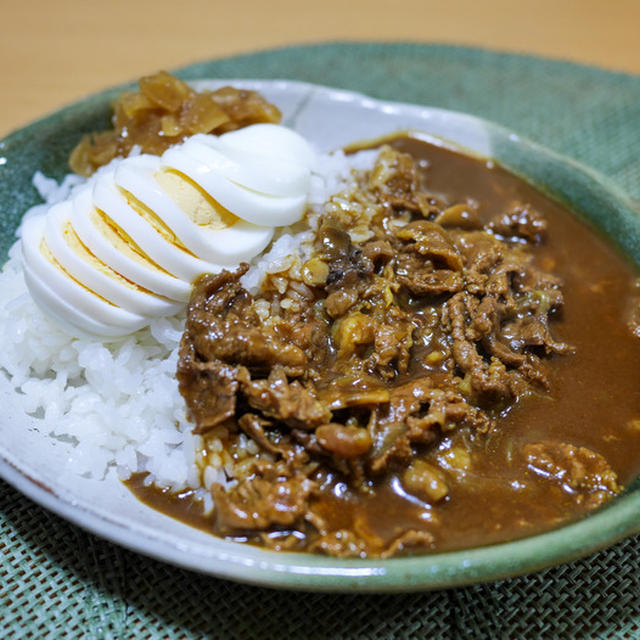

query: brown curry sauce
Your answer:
[127,136,640,555]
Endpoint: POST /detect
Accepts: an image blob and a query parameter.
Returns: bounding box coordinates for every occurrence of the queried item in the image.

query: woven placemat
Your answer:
[2,43,640,638]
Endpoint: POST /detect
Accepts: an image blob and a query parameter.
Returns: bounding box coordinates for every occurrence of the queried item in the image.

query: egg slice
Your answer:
[23,264,123,338]
[92,170,223,283]
[114,155,274,265]
[183,134,311,197]
[162,146,308,227]
[216,124,317,168]
[43,200,181,317]
[21,214,148,336]
[70,187,192,302]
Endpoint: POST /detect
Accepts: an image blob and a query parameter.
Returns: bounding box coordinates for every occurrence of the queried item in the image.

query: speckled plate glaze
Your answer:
[0,79,639,592]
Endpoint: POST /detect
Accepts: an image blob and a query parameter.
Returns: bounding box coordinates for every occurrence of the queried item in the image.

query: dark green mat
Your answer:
[2,42,640,638]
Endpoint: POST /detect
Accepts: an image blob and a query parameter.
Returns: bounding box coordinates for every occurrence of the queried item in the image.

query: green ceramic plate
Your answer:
[0,78,639,592]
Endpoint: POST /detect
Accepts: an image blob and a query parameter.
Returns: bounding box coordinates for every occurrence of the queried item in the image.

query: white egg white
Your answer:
[92,171,222,283]
[114,155,274,265]
[217,124,317,169]
[43,200,181,317]
[184,134,311,197]
[162,146,307,227]
[70,187,192,302]
[21,214,148,336]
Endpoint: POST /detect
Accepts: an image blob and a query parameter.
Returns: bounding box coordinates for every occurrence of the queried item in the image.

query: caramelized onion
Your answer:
[69,71,282,176]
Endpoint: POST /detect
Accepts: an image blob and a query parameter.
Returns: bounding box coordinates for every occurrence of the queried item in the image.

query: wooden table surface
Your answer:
[1,0,638,137]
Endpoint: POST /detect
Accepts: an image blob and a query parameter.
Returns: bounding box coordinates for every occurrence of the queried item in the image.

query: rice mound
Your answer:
[0,148,377,491]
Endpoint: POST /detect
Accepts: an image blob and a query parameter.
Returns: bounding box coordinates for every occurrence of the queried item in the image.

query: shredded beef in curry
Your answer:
[176,144,625,557]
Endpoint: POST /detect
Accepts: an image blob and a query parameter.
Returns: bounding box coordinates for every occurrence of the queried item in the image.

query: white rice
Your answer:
[0,147,377,492]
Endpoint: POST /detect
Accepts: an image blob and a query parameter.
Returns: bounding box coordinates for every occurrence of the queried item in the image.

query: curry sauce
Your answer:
[128,136,640,556]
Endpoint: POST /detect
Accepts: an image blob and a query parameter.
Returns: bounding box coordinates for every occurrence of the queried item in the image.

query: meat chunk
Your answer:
[396,252,462,296]
[176,341,239,432]
[368,145,423,213]
[488,203,547,243]
[398,269,463,297]
[397,220,463,271]
[524,441,622,508]
[242,366,332,430]
[444,293,514,401]
[212,474,316,533]
[502,316,573,355]
[308,526,435,558]
[187,267,307,376]
[441,231,570,402]
[309,529,371,558]
[380,530,435,558]
[456,231,505,274]
[368,378,489,473]
[237,414,283,456]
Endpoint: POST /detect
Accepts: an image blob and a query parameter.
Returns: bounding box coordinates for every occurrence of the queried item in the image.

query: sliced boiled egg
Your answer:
[43,200,181,317]
[92,170,221,283]
[70,187,193,302]
[114,155,274,265]
[162,146,308,227]
[20,123,316,337]
[216,123,317,168]
[21,214,149,336]
[182,134,310,197]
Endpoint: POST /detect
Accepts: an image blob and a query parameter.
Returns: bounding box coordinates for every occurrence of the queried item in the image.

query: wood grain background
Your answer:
[1,0,638,136]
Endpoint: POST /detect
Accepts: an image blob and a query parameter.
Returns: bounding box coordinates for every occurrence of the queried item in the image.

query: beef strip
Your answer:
[237,414,283,456]
[395,252,463,296]
[396,220,464,271]
[242,366,331,430]
[368,378,490,474]
[488,202,547,243]
[184,266,307,376]
[309,527,435,558]
[212,473,317,534]
[368,145,436,216]
[177,340,239,432]
[523,441,622,508]
[309,529,372,558]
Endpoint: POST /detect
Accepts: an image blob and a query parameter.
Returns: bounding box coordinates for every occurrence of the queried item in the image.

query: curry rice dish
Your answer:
[6,74,640,558]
